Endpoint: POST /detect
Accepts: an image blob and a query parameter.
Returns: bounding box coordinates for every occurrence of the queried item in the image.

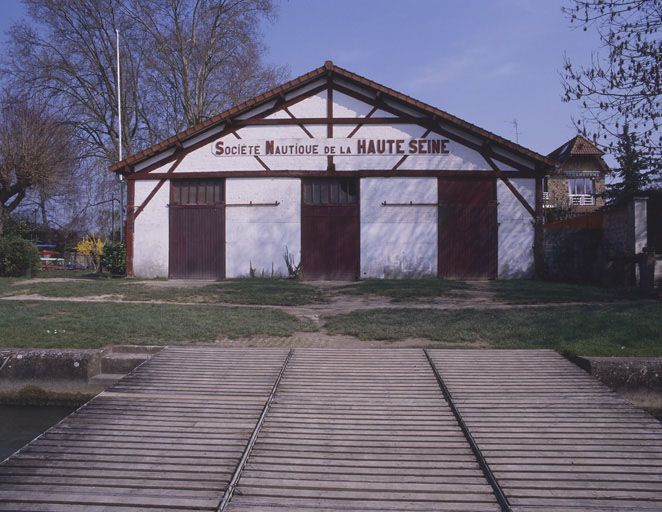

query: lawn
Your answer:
[487,279,657,304]
[0,301,315,348]
[0,274,659,355]
[324,303,662,356]
[337,279,468,301]
[0,277,326,306]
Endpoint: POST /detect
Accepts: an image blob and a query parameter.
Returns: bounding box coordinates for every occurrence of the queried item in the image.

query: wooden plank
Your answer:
[226,349,500,511]
[428,349,662,511]
[0,347,289,511]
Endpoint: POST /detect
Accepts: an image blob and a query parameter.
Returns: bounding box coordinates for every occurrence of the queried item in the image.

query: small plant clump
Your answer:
[283,246,301,279]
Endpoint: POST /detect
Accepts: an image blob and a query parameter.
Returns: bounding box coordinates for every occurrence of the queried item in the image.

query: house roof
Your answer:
[110,61,554,173]
[548,134,604,161]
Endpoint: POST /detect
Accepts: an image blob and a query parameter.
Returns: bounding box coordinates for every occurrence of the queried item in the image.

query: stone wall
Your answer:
[544,197,653,287]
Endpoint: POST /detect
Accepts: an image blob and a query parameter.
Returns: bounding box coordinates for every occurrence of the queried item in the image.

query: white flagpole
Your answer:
[116,28,122,162]
[116,28,124,242]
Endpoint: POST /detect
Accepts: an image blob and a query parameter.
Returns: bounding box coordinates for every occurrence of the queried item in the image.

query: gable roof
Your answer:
[110,61,554,173]
[548,134,604,161]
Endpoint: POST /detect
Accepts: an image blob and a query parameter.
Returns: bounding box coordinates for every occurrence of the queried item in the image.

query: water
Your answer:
[0,405,76,461]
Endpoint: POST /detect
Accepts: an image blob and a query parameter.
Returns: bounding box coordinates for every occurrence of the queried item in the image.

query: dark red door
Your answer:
[438,177,497,279]
[301,178,359,280]
[169,179,225,279]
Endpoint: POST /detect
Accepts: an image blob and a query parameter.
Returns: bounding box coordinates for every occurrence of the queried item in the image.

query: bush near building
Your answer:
[0,237,40,277]
[101,242,126,276]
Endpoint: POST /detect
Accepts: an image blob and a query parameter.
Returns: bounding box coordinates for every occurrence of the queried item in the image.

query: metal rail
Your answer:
[225,201,281,207]
[423,349,512,512]
[381,200,438,207]
[217,348,293,512]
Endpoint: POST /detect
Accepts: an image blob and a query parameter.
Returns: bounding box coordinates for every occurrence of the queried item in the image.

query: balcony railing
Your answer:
[569,194,595,206]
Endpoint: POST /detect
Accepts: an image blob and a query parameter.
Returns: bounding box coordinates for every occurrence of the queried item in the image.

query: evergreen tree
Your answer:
[607,122,657,204]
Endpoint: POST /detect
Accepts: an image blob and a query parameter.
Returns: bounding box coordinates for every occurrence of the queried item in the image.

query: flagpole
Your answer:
[116,28,122,162]
[116,28,124,242]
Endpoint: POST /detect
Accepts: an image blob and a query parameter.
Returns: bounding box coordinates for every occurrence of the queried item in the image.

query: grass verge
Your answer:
[0,301,315,348]
[337,279,468,301]
[0,278,327,306]
[488,279,657,304]
[324,303,662,356]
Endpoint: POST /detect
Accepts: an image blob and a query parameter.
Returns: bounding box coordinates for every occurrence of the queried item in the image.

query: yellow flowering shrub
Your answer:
[75,235,105,272]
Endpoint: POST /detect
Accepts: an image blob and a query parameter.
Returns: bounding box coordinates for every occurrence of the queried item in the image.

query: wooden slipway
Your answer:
[0,347,660,511]
[427,349,662,512]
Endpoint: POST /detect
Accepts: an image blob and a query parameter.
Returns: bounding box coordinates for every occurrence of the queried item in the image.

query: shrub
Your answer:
[0,236,40,277]
[76,235,104,272]
[101,241,126,275]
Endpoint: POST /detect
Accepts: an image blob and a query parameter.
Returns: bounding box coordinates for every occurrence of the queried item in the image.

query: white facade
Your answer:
[497,179,536,278]
[126,67,544,280]
[225,178,301,278]
[361,178,437,278]
[133,181,169,278]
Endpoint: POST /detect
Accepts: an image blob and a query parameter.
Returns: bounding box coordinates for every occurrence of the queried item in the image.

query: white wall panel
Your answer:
[497,178,535,278]
[133,180,169,278]
[225,178,301,278]
[333,91,374,118]
[361,178,437,278]
[288,91,327,118]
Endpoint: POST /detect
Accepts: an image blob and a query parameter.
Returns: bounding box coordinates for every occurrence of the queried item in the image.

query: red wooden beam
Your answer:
[133,156,184,220]
[482,152,536,219]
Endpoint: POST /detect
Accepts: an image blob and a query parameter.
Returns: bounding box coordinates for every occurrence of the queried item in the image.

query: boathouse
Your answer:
[111,61,554,280]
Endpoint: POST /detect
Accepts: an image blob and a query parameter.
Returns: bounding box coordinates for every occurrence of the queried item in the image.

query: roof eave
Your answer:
[110,62,554,174]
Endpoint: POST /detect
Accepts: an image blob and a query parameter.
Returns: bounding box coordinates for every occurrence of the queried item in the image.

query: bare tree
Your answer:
[2,0,285,234]
[130,0,287,139]
[0,93,77,235]
[4,0,144,163]
[3,0,285,159]
[561,0,661,170]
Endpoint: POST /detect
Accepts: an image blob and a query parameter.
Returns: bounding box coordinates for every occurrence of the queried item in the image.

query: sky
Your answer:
[0,0,605,159]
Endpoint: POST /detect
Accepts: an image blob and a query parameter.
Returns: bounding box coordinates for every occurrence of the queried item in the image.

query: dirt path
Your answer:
[0,292,656,326]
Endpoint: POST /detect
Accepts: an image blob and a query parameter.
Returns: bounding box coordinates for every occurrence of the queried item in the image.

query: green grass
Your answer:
[487,280,657,304]
[36,270,107,279]
[0,278,327,306]
[325,303,662,356]
[0,301,315,348]
[337,279,469,301]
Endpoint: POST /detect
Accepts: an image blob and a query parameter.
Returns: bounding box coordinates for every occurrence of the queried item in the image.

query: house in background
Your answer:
[544,135,609,220]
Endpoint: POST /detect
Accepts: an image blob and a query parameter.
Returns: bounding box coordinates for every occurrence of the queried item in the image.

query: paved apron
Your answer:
[0,348,660,511]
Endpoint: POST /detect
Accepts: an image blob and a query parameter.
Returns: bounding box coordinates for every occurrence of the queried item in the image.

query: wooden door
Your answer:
[301,178,360,280]
[438,177,497,279]
[169,179,225,279]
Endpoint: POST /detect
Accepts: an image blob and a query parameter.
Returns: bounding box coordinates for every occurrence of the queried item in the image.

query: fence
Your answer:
[544,197,658,288]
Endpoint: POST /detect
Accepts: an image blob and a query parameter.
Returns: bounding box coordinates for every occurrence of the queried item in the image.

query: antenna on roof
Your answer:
[507,119,520,144]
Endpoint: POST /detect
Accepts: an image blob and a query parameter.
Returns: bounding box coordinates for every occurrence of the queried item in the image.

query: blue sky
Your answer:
[0,0,603,158]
